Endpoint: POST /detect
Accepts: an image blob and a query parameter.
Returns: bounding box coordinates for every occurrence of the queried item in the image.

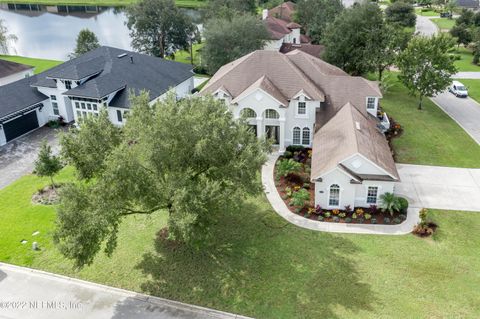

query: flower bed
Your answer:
[274,146,408,225]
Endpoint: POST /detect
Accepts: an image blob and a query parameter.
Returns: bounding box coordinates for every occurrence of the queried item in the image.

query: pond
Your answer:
[0,3,203,61]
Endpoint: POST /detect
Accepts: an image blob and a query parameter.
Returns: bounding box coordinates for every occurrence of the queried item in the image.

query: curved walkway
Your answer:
[415,15,438,37]
[261,153,420,235]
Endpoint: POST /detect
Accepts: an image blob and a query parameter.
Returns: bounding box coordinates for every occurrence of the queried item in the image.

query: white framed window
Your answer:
[292,127,301,144]
[302,127,310,145]
[64,80,72,90]
[329,184,340,207]
[52,102,59,115]
[117,110,123,122]
[241,108,256,118]
[50,95,57,101]
[297,101,306,115]
[366,186,379,204]
[265,109,279,119]
[367,97,376,110]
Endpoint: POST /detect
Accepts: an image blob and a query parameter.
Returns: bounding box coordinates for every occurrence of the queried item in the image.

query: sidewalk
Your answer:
[261,153,420,235]
[0,263,251,319]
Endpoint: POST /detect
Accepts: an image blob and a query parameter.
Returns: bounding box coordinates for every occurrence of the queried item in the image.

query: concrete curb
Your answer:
[261,153,420,235]
[0,262,253,319]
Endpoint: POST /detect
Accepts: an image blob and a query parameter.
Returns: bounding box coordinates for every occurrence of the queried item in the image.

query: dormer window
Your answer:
[367,97,376,110]
[65,80,72,90]
[297,101,306,115]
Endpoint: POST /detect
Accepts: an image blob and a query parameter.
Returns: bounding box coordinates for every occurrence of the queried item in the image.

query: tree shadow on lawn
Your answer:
[135,198,377,319]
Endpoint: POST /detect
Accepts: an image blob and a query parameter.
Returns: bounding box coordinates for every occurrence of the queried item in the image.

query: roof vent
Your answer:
[117,53,127,58]
[355,121,361,130]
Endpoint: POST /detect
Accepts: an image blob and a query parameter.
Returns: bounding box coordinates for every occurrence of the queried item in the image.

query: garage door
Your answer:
[3,111,39,142]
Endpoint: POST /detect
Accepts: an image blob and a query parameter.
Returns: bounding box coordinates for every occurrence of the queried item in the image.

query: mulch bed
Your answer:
[274,152,406,225]
[32,184,61,205]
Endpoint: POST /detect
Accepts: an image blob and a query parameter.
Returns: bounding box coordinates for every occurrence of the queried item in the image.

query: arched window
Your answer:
[302,127,310,145]
[264,109,279,119]
[292,127,301,145]
[240,108,256,118]
[329,184,340,206]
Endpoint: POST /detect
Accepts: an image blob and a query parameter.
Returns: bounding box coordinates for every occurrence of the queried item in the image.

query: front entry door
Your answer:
[265,125,280,145]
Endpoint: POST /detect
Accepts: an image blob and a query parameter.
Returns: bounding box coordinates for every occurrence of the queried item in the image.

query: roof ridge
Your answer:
[281,53,325,100]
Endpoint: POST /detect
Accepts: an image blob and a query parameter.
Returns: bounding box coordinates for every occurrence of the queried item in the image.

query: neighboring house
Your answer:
[200,49,397,209]
[262,2,324,56]
[0,46,194,146]
[0,59,34,86]
[456,0,479,10]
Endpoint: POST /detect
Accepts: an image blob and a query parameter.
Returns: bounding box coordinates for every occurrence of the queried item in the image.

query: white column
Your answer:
[279,118,286,153]
[256,117,263,139]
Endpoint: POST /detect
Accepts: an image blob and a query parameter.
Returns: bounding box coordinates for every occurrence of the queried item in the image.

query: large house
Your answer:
[200,50,398,210]
[0,59,34,86]
[0,46,194,146]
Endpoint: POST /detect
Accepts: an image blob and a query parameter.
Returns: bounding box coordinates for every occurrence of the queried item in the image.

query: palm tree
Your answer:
[379,192,401,216]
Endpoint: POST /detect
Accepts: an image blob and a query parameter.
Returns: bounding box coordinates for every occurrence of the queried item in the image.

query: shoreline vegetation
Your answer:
[0,0,206,8]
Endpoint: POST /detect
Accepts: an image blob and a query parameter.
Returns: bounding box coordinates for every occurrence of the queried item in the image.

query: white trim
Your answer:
[292,89,311,100]
[312,163,360,183]
[328,183,341,208]
[365,185,379,205]
[231,88,286,107]
[357,153,398,180]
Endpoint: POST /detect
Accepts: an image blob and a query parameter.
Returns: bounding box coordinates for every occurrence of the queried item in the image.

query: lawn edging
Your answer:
[262,153,420,235]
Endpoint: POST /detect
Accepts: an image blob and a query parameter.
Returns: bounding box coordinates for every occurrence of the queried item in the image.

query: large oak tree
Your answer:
[55,94,269,267]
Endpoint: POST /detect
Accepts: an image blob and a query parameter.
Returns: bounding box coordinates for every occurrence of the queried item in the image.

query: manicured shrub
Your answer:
[286,145,305,153]
[332,216,340,223]
[393,217,401,224]
[303,183,310,189]
[355,208,364,217]
[324,212,331,218]
[371,218,377,224]
[384,217,391,224]
[283,151,293,159]
[291,188,310,208]
[399,214,407,221]
[369,204,378,214]
[317,215,324,221]
[294,207,302,214]
[332,209,340,215]
[315,205,323,215]
[352,213,357,219]
[345,217,352,223]
[398,197,409,213]
[344,205,352,213]
[277,159,302,178]
[380,192,402,216]
[364,213,372,220]
[358,218,364,224]
[339,212,346,218]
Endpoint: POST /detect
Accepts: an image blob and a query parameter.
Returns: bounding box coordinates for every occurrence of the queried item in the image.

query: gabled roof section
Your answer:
[231,75,288,106]
[264,16,293,40]
[280,43,324,58]
[268,1,296,22]
[32,46,193,107]
[0,75,48,119]
[311,103,399,181]
[0,59,34,78]
[201,50,325,103]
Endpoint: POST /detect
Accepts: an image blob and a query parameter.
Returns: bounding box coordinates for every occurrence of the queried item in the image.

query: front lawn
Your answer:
[452,47,480,72]
[431,17,456,31]
[380,73,480,168]
[415,8,439,16]
[1,171,480,318]
[0,55,62,74]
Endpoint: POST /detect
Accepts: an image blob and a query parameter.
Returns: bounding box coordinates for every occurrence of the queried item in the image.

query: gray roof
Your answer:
[0,59,34,78]
[0,75,48,119]
[33,46,194,107]
[457,0,479,8]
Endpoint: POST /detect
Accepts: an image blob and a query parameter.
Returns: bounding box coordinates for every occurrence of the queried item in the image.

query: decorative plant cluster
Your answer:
[275,147,409,225]
[275,146,313,214]
[412,208,438,237]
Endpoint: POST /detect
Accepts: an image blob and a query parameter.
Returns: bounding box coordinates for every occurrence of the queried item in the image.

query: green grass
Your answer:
[0,55,62,74]
[380,73,480,168]
[1,169,480,318]
[168,43,203,65]
[458,79,480,104]
[452,47,480,72]
[431,17,456,31]
[415,8,439,16]
[0,0,206,8]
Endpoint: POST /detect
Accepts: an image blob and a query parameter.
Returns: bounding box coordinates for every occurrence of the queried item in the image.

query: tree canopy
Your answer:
[397,34,457,109]
[202,14,268,74]
[0,19,17,54]
[385,1,416,28]
[54,94,269,267]
[206,0,257,19]
[70,29,100,58]
[322,2,387,76]
[294,0,344,44]
[126,0,196,58]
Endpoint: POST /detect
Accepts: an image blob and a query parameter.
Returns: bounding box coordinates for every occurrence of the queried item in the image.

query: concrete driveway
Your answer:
[0,127,62,190]
[0,263,249,319]
[395,164,480,211]
[431,91,480,145]
[415,15,438,36]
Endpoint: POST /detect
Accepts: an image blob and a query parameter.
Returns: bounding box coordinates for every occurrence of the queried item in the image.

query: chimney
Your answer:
[262,9,268,20]
[130,56,134,63]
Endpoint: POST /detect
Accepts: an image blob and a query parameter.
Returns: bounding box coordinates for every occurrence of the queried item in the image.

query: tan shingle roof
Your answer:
[231,75,288,106]
[268,1,296,22]
[264,16,293,40]
[311,103,399,181]
[201,50,325,102]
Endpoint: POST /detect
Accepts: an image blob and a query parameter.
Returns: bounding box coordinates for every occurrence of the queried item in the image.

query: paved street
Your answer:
[0,127,62,190]
[0,263,249,319]
[453,72,480,79]
[431,91,480,145]
[415,15,438,36]
[395,164,480,212]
